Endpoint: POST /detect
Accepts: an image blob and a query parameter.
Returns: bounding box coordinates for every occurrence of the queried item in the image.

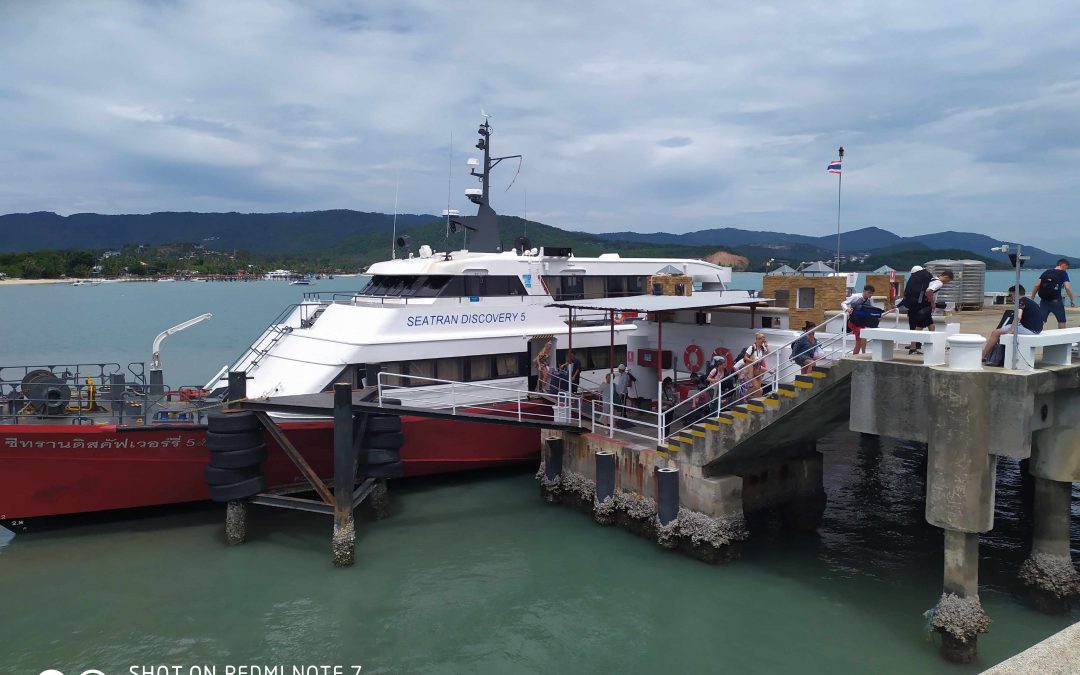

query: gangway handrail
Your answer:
[376,371,584,426]
[586,320,854,447]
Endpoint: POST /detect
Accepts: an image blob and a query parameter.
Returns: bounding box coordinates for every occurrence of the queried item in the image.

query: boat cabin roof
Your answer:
[547,291,772,313]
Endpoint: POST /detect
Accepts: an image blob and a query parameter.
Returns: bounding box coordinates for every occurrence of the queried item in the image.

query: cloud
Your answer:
[1,0,1080,253]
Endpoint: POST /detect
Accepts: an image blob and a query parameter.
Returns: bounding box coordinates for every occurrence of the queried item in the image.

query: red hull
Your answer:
[0,409,542,523]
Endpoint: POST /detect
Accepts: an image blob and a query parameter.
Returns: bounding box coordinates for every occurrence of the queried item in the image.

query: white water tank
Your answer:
[924,259,985,310]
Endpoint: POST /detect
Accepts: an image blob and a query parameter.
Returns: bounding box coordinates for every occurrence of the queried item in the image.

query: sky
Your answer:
[2,1,1080,253]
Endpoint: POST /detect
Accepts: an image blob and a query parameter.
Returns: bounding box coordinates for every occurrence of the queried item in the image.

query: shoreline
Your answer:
[0,278,71,286]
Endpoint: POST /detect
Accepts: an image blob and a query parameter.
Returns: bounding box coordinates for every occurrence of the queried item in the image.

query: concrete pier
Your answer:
[850,341,1080,662]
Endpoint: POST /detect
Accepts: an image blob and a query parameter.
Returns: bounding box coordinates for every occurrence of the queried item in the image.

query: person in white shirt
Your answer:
[842,285,876,355]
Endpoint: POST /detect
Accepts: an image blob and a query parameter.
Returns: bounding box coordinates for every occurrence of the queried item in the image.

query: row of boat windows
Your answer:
[371,345,629,387]
[543,275,646,301]
[359,275,527,298]
[357,274,648,300]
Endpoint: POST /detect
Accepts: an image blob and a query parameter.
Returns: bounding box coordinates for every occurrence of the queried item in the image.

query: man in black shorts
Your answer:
[903,268,954,354]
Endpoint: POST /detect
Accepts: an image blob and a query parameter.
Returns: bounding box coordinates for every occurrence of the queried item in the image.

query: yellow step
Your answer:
[810,371,827,379]
[665,443,681,453]
[794,380,814,389]
[702,422,720,431]
[777,388,796,398]
[673,435,694,445]
[745,403,765,413]
[764,397,781,407]
[730,409,749,419]
[688,429,706,438]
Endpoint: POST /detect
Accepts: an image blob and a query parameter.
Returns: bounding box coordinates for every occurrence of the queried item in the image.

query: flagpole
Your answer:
[835,145,844,273]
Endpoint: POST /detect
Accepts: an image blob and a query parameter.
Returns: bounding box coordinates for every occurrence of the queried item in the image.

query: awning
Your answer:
[547,291,773,313]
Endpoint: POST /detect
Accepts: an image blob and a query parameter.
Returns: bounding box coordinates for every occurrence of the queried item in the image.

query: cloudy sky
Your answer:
[2,1,1080,253]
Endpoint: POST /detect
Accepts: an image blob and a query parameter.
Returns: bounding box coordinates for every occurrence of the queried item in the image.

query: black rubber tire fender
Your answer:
[358,449,401,465]
[208,475,267,502]
[367,415,402,433]
[360,462,403,479]
[365,431,404,450]
[204,464,262,486]
[205,430,264,452]
[208,443,268,469]
[206,410,261,434]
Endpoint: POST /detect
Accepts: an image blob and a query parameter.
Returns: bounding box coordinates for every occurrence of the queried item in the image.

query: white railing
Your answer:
[376,371,583,425]
[586,321,854,447]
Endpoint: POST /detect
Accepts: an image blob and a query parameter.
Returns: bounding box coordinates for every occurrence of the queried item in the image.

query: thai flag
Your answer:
[827,159,842,174]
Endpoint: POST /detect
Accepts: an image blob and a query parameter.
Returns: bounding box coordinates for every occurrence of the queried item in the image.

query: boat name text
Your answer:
[406,312,526,327]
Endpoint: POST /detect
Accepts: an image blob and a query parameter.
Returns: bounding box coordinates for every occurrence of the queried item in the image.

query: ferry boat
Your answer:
[0,117,744,530]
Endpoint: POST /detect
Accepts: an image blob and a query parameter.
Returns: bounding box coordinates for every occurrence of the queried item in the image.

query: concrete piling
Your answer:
[655,467,680,549]
[594,451,616,525]
[224,501,247,545]
[930,529,990,664]
[332,383,358,567]
[540,437,564,503]
[1019,477,1080,613]
[656,467,679,526]
[1023,390,1080,612]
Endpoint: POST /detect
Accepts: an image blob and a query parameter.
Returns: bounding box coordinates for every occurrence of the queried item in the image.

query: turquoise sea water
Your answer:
[0,279,1077,674]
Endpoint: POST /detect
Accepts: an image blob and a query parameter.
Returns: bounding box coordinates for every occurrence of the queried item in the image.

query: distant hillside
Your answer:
[594,226,1071,268]
[0,209,1069,273]
[0,210,436,254]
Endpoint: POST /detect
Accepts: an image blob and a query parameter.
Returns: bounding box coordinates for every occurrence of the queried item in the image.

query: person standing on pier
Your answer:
[1032,258,1074,329]
[842,285,877,355]
[901,267,954,355]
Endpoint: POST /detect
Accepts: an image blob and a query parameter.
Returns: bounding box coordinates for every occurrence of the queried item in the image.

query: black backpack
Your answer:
[735,346,749,363]
[1037,269,1062,301]
[903,269,932,308]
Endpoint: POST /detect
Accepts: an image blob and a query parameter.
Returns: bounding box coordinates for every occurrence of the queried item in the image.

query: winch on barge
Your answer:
[1,117,746,530]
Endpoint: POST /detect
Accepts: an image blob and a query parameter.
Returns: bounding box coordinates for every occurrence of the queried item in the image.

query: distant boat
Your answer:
[289,275,315,286]
[158,277,176,283]
[70,280,85,286]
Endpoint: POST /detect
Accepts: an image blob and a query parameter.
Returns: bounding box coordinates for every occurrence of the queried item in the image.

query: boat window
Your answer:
[588,346,610,370]
[495,353,519,377]
[416,276,451,297]
[468,355,492,380]
[436,358,463,381]
[410,359,435,382]
[381,361,407,387]
[437,276,465,297]
[484,276,510,296]
[543,275,584,301]
[463,275,485,298]
[584,276,605,300]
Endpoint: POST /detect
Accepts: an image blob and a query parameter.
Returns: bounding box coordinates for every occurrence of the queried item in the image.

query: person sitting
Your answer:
[981,285,1043,364]
[790,321,822,374]
[842,285,876,355]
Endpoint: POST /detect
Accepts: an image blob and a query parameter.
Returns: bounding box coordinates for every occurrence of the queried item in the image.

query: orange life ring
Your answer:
[712,347,734,371]
[684,344,705,372]
[613,312,626,325]
[179,386,206,402]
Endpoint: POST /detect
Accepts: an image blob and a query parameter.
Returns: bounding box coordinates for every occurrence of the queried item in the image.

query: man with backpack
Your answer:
[899,266,954,354]
[1032,258,1075,329]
